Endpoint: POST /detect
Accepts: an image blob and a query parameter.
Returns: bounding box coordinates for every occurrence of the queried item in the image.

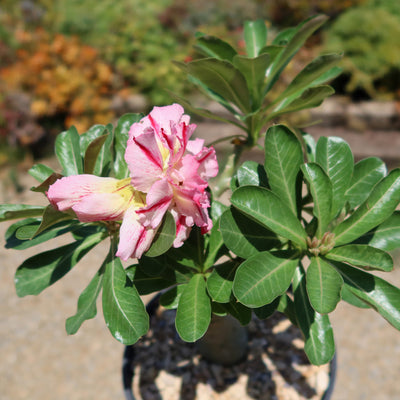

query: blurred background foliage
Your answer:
[0,0,400,167]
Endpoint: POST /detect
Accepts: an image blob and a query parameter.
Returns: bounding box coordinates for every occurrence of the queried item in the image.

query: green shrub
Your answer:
[324,7,400,98]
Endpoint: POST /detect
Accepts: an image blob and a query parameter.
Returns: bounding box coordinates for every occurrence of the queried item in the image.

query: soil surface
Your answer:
[1,120,400,400]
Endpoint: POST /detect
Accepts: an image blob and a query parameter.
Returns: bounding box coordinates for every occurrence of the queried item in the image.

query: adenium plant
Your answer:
[2,16,400,367]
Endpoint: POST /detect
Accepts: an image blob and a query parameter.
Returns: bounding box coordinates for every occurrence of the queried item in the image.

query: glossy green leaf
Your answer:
[333,169,400,246]
[207,260,238,303]
[340,284,370,309]
[254,297,281,320]
[186,58,251,113]
[244,19,267,57]
[233,251,298,307]
[83,134,109,174]
[301,163,332,237]
[194,35,237,61]
[125,264,175,295]
[273,54,342,110]
[334,262,400,330]
[363,211,400,251]
[236,161,269,188]
[145,212,176,257]
[176,274,211,342]
[265,125,303,214]
[79,124,107,156]
[223,301,252,326]
[66,263,105,335]
[92,128,113,177]
[267,85,335,121]
[15,231,104,296]
[345,157,387,209]
[5,218,78,250]
[232,54,270,107]
[114,113,143,179]
[326,244,393,272]
[306,257,343,314]
[0,204,44,222]
[102,247,149,345]
[204,211,229,269]
[28,163,55,182]
[160,284,186,310]
[231,186,307,249]
[32,205,73,237]
[220,207,279,258]
[265,15,328,93]
[316,136,354,219]
[30,172,63,194]
[55,126,83,176]
[293,265,335,365]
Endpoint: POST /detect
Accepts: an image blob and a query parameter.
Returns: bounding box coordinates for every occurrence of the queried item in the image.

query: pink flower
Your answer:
[47,175,156,260]
[125,104,218,246]
[46,104,218,260]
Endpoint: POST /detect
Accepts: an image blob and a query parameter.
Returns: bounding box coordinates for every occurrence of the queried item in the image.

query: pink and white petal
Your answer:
[173,215,192,248]
[116,207,156,260]
[173,189,207,227]
[148,104,185,135]
[47,175,120,211]
[138,179,173,228]
[128,118,153,140]
[196,147,219,180]
[125,131,163,192]
[72,192,127,222]
[186,138,205,155]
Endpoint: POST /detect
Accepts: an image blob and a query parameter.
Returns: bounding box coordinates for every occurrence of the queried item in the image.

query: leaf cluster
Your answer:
[175,15,342,147]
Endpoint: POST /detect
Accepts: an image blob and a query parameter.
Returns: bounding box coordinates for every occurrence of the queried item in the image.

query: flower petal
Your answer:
[125,130,164,192]
[47,175,122,211]
[116,207,156,260]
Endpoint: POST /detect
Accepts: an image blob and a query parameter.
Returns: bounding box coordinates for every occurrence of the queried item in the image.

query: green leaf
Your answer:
[194,35,237,61]
[334,262,400,330]
[32,205,73,237]
[186,58,251,113]
[0,204,44,222]
[273,53,342,110]
[333,169,400,246]
[363,211,400,251]
[5,218,78,250]
[316,136,354,219]
[301,163,333,237]
[125,264,174,295]
[341,284,370,309]
[244,19,267,57]
[293,265,335,365]
[83,133,108,174]
[30,172,63,194]
[102,245,149,345]
[28,164,55,182]
[265,15,328,93]
[231,186,307,249]
[326,244,393,272]
[264,125,303,214]
[267,85,335,121]
[92,128,113,177]
[175,274,211,342]
[345,157,387,210]
[233,251,298,307]
[236,161,269,188]
[114,113,143,179]
[306,257,343,314]
[232,54,270,107]
[254,297,281,320]
[79,124,107,156]
[223,301,252,326]
[15,232,104,296]
[220,207,279,258]
[206,260,238,303]
[55,126,83,176]
[66,263,105,335]
[145,212,176,257]
[160,285,186,310]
